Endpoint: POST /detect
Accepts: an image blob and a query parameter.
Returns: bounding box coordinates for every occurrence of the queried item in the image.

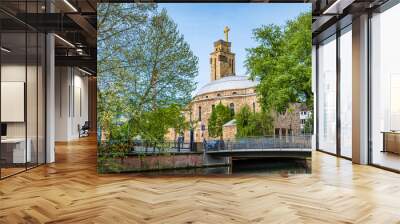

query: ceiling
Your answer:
[1,0,394,74]
[0,0,97,75]
[311,0,390,43]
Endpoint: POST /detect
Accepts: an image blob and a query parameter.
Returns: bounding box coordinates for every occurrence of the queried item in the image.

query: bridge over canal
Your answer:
[204,135,312,159]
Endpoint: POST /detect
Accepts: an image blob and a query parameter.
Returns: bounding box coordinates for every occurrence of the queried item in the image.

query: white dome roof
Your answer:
[196,75,259,96]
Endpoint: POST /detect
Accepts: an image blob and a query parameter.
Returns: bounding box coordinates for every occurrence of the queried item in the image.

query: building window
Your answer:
[317,34,337,154]
[198,106,202,121]
[229,103,235,117]
[253,102,256,113]
[232,91,237,95]
[370,5,400,170]
[217,93,221,97]
[340,25,352,158]
[212,104,215,111]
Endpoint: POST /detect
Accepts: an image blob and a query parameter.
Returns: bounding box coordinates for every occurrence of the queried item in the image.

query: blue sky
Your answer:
[160,3,311,94]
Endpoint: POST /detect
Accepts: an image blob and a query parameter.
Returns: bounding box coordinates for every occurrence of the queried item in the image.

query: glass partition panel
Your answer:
[339,26,352,158]
[1,31,27,177]
[0,1,47,179]
[317,35,337,154]
[27,31,38,169]
[38,32,45,165]
[371,3,400,171]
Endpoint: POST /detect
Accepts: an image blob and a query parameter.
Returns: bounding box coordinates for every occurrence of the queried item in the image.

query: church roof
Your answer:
[196,75,259,96]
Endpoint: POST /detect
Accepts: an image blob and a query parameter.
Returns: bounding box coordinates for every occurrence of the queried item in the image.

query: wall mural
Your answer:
[97,3,313,175]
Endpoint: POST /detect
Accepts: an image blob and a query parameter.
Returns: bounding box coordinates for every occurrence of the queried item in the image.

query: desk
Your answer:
[382,131,400,154]
[1,138,31,163]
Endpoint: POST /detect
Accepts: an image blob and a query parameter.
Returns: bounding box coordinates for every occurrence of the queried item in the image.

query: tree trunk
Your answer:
[150,69,158,109]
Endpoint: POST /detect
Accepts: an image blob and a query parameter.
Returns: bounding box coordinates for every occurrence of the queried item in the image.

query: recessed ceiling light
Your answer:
[54,34,75,48]
[323,0,355,15]
[78,67,93,76]
[63,0,78,12]
[1,47,11,53]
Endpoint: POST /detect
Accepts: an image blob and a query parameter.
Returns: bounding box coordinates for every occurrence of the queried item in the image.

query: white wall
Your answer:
[55,67,69,141]
[1,65,26,139]
[1,63,46,164]
[55,67,89,141]
[1,65,40,137]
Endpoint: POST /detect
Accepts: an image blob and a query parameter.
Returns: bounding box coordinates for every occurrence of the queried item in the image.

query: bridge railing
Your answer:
[204,135,312,152]
[99,139,194,156]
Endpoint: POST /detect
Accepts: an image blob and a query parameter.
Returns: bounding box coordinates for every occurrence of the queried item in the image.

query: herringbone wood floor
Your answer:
[1,136,400,224]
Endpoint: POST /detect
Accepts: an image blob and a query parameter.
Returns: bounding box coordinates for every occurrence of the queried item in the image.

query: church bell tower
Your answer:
[210,26,235,81]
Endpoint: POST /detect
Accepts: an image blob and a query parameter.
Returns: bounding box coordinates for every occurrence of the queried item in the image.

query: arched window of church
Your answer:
[198,106,202,121]
[232,91,237,95]
[253,102,256,113]
[212,104,215,111]
[229,103,235,117]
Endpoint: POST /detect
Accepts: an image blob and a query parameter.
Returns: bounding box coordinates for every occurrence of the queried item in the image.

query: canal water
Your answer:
[131,158,311,176]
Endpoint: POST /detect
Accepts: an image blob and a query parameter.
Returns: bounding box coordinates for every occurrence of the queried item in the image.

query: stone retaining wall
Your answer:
[99,153,214,173]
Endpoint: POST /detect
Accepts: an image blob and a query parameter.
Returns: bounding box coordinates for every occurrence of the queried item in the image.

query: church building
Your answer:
[166,27,261,142]
[165,27,310,143]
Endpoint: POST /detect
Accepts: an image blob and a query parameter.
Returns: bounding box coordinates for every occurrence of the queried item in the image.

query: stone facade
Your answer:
[185,89,260,142]
[222,120,237,140]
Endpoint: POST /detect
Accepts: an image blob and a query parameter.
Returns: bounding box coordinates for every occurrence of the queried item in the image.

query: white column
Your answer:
[352,14,369,164]
[312,45,317,150]
[46,32,55,163]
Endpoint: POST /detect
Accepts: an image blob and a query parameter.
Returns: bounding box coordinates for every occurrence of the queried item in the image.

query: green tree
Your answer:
[254,110,274,136]
[235,105,253,137]
[167,104,189,141]
[97,4,198,143]
[303,112,314,134]
[245,12,312,114]
[286,104,297,134]
[235,105,274,137]
[208,103,232,140]
[139,104,187,142]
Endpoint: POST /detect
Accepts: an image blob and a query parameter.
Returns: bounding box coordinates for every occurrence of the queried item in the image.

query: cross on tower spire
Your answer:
[224,26,230,42]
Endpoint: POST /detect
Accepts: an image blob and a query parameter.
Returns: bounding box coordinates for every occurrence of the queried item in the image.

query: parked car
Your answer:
[204,140,225,151]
